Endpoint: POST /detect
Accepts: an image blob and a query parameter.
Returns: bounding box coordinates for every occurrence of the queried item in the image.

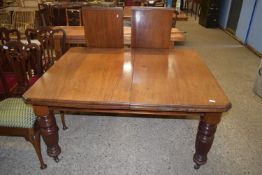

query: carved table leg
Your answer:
[33,106,61,161]
[193,112,222,169]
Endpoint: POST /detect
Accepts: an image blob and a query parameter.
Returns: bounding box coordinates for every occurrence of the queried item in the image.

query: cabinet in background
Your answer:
[199,0,219,28]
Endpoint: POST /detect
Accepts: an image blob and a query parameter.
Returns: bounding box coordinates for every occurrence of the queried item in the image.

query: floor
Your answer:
[0,17,262,175]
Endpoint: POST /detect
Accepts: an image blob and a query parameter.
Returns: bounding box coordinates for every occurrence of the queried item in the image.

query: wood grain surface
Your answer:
[82,7,124,48]
[23,47,133,109]
[130,49,231,112]
[24,47,230,112]
[131,7,174,48]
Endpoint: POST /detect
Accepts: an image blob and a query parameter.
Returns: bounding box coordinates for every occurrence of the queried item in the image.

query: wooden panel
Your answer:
[131,7,174,49]
[130,49,231,112]
[82,7,124,48]
[23,47,133,109]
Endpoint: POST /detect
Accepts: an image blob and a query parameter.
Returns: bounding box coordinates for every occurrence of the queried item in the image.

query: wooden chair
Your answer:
[12,11,36,36]
[25,27,67,130]
[0,11,12,29]
[0,98,47,169]
[38,3,54,26]
[0,27,21,74]
[82,7,124,48]
[131,7,174,49]
[0,27,21,45]
[25,27,66,69]
[66,7,82,26]
[1,41,42,96]
[0,42,47,169]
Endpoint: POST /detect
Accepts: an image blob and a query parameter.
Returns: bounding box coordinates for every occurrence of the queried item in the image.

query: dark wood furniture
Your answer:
[199,0,219,28]
[131,7,174,48]
[0,41,46,169]
[41,1,89,26]
[0,27,21,44]
[38,3,54,26]
[23,47,231,169]
[82,7,124,48]
[37,3,188,25]
[0,27,21,75]
[65,7,82,26]
[25,27,66,66]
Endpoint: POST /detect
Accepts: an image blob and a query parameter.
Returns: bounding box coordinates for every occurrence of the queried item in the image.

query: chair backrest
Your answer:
[82,7,124,48]
[0,27,21,45]
[12,11,36,34]
[131,7,174,49]
[0,27,21,73]
[25,27,66,71]
[38,3,54,26]
[66,7,82,26]
[0,12,12,29]
[2,41,42,95]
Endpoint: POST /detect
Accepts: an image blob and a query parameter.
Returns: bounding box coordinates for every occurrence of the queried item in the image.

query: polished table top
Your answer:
[23,47,230,112]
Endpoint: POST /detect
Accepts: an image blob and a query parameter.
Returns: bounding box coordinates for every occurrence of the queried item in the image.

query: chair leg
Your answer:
[28,130,47,169]
[60,111,68,130]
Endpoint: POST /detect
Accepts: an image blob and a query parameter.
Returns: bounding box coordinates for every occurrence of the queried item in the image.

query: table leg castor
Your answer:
[194,164,200,169]
[54,156,60,163]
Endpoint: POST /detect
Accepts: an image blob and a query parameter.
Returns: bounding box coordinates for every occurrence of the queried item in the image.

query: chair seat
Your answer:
[0,98,36,128]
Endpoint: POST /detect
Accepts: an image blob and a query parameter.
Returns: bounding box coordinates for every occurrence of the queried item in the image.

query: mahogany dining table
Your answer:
[23,47,231,169]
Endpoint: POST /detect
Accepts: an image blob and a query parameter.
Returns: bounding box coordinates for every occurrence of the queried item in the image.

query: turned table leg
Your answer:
[33,106,61,162]
[193,112,222,169]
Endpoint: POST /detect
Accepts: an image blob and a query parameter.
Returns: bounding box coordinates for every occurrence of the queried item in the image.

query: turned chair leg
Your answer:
[28,130,47,169]
[60,111,68,130]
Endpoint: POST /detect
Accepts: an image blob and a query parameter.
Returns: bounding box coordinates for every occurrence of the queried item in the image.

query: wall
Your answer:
[218,0,231,28]
[246,0,262,53]
[235,0,256,42]
[218,0,261,54]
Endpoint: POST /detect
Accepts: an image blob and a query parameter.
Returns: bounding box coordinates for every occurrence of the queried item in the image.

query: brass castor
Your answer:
[63,125,68,130]
[194,164,200,170]
[54,156,60,163]
[40,163,47,169]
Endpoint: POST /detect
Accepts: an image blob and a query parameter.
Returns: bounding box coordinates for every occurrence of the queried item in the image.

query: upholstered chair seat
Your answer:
[0,97,47,169]
[0,98,36,128]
